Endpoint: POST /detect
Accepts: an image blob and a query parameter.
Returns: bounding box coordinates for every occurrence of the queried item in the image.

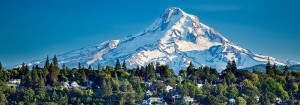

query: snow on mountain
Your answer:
[9,7,289,73]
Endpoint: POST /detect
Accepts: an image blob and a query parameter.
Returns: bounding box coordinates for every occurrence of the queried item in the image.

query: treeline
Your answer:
[0,56,299,105]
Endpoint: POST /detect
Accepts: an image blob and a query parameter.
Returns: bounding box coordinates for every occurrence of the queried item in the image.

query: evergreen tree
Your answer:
[44,55,50,69]
[42,56,50,83]
[80,70,87,85]
[23,65,32,87]
[136,84,144,100]
[53,55,59,68]
[78,62,82,70]
[49,55,60,86]
[187,61,195,77]
[62,63,67,71]
[52,91,59,102]
[47,63,58,86]
[100,78,107,97]
[38,78,45,88]
[180,83,189,96]
[101,79,113,97]
[122,60,127,70]
[88,65,93,71]
[283,65,290,76]
[266,57,273,75]
[272,64,282,75]
[97,63,101,71]
[226,61,232,71]
[32,68,39,88]
[112,79,120,92]
[0,92,7,105]
[160,65,172,79]
[118,96,125,105]
[0,61,2,71]
[115,59,121,70]
[262,94,271,105]
[145,63,155,81]
[231,60,237,73]
[0,61,3,81]
[203,66,210,77]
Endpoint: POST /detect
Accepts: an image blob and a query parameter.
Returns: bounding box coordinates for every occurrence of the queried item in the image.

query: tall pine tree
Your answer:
[44,55,50,69]
[283,65,290,76]
[272,64,282,75]
[115,59,121,70]
[0,61,2,71]
[231,60,237,73]
[187,61,195,77]
[266,57,273,75]
[122,60,127,70]
[97,63,101,71]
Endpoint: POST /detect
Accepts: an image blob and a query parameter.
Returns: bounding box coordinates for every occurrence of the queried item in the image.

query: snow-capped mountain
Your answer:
[10,7,297,73]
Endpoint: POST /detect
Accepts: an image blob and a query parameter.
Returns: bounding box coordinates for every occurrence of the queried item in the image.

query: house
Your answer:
[255,96,260,102]
[146,90,153,96]
[145,81,153,87]
[142,99,151,105]
[229,98,236,105]
[61,81,70,89]
[71,81,79,88]
[45,85,53,89]
[172,94,182,99]
[7,79,21,87]
[146,97,163,104]
[276,97,282,104]
[165,85,173,92]
[183,96,194,104]
[70,81,86,90]
[197,83,203,88]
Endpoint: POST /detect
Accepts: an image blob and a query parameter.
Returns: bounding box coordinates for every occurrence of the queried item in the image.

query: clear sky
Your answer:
[0,0,300,66]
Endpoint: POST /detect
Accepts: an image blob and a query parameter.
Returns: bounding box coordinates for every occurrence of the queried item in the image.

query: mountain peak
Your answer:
[10,7,291,73]
[146,7,197,31]
[161,7,189,23]
[163,7,185,14]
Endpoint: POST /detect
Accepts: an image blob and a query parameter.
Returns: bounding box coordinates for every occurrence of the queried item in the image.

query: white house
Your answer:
[172,94,182,99]
[146,97,163,104]
[197,83,203,88]
[146,90,153,96]
[229,98,236,104]
[61,81,70,89]
[183,96,194,104]
[70,81,86,89]
[165,85,173,92]
[276,97,282,104]
[71,81,79,88]
[7,79,21,87]
[148,97,163,104]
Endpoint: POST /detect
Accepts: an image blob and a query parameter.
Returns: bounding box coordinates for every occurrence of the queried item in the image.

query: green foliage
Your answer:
[0,55,298,104]
[227,85,239,98]
[115,59,121,70]
[122,60,127,70]
[237,97,247,105]
[187,61,195,77]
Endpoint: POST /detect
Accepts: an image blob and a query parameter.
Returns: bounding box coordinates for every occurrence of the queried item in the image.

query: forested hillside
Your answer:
[0,55,299,105]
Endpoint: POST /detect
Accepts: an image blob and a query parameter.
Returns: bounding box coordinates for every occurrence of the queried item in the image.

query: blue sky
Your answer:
[0,0,300,66]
